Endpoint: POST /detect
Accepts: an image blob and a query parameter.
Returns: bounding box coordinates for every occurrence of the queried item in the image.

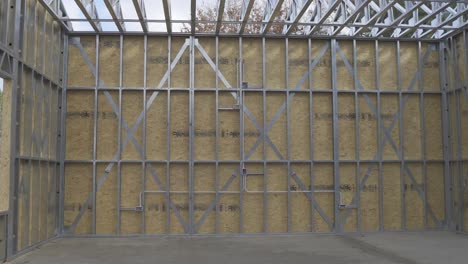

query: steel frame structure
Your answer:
[39,0,468,40]
[0,0,467,261]
[0,0,65,260]
[443,29,468,234]
[63,34,447,236]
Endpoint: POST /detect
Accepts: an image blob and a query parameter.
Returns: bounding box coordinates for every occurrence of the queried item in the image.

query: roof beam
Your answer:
[132,0,148,33]
[283,0,316,35]
[262,0,285,35]
[37,0,71,31]
[439,20,468,38]
[419,3,467,38]
[191,0,196,34]
[332,0,373,36]
[103,0,125,33]
[162,0,172,33]
[74,0,101,32]
[239,0,255,34]
[373,1,425,37]
[215,0,227,34]
[353,0,398,36]
[308,0,343,35]
[397,1,453,38]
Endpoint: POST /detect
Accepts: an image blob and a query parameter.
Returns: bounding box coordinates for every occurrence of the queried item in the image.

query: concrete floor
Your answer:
[8,232,468,264]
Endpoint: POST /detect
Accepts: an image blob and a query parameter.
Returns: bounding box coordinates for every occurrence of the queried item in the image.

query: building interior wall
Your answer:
[64,35,448,236]
[444,30,468,234]
[0,0,65,259]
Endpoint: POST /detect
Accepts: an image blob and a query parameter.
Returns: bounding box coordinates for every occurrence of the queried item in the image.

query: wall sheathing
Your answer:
[444,29,468,234]
[65,35,446,235]
[0,0,64,258]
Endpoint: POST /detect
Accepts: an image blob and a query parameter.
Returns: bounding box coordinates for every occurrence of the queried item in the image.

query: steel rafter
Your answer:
[239,0,255,34]
[103,0,125,33]
[74,0,101,32]
[262,0,286,35]
[352,0,398,36]
[216,0,227,34]
[132,0,148,33]
[308,0,344,35]
[397,1,454,38]
[283,0,316,35]
[332,0,373,36]
[37,0,466,39]
[191,0,196,34]
[162,0,172,33]
[422,3,468,38]
[37,0,71,31]
[373,1,426,37]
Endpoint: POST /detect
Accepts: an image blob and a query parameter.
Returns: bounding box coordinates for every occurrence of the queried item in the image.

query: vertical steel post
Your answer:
[215,36,219,234]
[463,30,468,232]
[142,34,148,234]
[117,34,123,235]
[453,36,464,232]
[239,37,244,233]
[7,0,23,253]
[262,37,267,233]
[352,39,361,232]
[397,40,406,231]
[331,39,340,232]
[58,35,69,236]
[439,41,453,230]
[308,38,315,232]
[24,67,33,247]
[166,36,172,234]
[375,40,384,231]
[285,38,291,232]
[92,35,99,234]
[189,36,195,234]
[419,41,428,229]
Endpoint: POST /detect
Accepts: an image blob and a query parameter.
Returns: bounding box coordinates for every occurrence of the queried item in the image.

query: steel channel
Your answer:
[7,0,23,251]
[23,1,36,246]
[58,35,69,235]
[285,38,291,232]
[308,38,315,232]
[439,41,452,229]
[53,80,60,238]
[24,67,34,247]
[331,39,340,232]
[142,34,148,234]
[418,41,429,229]
[397,40,406,231]
[262,37,267,233]
[463,30,468,232]
[453,37,464,231]
[352,39,361,232]
[44,78,51,240]
[375,40,384,231]
[239,37,244,233]
[92,35,99,234]
[117,34,124,235]
[215,36,219,234]
[166,36,172,234]
[190,36,195,234]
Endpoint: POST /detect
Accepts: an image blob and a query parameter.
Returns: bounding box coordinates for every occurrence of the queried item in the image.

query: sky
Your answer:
[0,78,3,92]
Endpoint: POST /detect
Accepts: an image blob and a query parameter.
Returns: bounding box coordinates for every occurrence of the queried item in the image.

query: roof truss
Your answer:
[39,0,468,40]
[74,0,101,32]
